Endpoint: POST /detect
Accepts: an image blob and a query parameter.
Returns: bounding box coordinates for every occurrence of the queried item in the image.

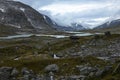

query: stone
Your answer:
[35,75,44,80]
[95,69,104,77]
[21,68,37,80]
[21,67,30,75]
[45,64,59,72]
[11,68,19,77]
[80,67,97,75]
[104,66,112,72]
[0,67,13,80]
[76,65,84,70]
[22,75,30,80]
[68,75,86,80]
[89,72,95,77]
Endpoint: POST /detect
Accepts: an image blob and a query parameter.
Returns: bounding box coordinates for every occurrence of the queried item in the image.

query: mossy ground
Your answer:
[0,33,120,79]
[0,56,106,75]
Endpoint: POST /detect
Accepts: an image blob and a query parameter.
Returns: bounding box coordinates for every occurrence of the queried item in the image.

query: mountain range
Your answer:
[38,15,89,31]
[0,0,120,36]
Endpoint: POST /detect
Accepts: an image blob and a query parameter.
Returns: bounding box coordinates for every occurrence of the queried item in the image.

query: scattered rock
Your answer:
[21,67,30,75]
[76,65,98,76]
[11,68,19,77]
[68,75,86,80]
[95,69,104,77]
[0,67,13,80]
[45,64,59,72]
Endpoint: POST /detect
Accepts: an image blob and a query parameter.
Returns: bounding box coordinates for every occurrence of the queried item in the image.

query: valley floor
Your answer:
[0,32,120,80]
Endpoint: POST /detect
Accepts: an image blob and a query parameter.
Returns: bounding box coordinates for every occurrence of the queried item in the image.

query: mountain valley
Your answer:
[0,0,120,80]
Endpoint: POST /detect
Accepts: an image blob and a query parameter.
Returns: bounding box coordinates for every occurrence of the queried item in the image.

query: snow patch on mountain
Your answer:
[27,18,35,27]
[0,8,5,13]
[20,7,25,12]
[43,15,46,20]
[8,24,21,28]
[43,15,57,26]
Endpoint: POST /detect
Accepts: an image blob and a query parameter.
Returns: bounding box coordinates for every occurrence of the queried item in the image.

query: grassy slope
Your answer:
[0,56,106,75]
[0,24,18,36]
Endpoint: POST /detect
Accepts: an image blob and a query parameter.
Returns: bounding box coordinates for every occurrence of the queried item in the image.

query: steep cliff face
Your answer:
[0,0,55,36]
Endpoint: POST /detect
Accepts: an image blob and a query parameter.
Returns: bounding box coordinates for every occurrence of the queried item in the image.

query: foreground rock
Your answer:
[0,67,18,80]
[0,63,119,80]
[45,64,59,72]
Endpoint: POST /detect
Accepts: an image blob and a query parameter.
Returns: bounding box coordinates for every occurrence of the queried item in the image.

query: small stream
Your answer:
[0,32,99,40]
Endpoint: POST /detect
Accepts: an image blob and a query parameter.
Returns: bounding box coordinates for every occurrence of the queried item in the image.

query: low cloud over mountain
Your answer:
[16,0,120,28]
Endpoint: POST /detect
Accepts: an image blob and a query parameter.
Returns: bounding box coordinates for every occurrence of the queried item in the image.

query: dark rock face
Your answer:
[0,0,54,35]
[95,19,120,29]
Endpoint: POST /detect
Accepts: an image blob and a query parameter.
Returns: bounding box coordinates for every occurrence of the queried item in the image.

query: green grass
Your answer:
[0,56,106,75]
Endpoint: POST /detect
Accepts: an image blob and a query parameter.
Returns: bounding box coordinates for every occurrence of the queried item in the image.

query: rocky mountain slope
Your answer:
[0,0,55,36]
[95,19,120,29]
[92,19,120,34]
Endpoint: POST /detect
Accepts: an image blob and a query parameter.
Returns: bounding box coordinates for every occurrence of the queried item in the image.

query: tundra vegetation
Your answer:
[0,31,120,80]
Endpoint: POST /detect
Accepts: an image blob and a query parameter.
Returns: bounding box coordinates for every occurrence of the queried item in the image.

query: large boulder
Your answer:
[10,68,19,78]
[21,67,30,75]
[45,64,59,72]
[21,67,36,80]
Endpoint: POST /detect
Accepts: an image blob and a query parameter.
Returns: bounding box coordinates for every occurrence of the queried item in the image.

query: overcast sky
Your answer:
[16,0,120,28]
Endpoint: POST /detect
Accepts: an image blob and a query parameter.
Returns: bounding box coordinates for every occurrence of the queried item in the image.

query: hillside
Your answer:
[0,0,55,36]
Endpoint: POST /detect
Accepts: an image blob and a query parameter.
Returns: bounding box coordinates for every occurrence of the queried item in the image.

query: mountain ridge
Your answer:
[0,0,56,36]
[94,19,120,29]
